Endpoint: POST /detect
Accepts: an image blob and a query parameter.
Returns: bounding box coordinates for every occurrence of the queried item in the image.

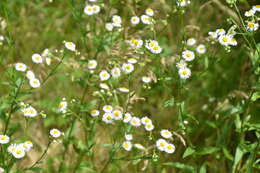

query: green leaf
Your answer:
[251,92,260,102]
[232,145,244,173]
[197,147,220,155]
[223,147,234,161]
[183,147,196,158]
[163,162,196,172]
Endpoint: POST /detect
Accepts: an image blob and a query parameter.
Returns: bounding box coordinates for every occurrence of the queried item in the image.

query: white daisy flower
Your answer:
[12,146,26,159]
[208,31,218,39]
[112,15,122,27]
[145,8,154,16]
[84,5,94,15]
[22,106,38,117]
[87,60,97,69]
[103,105,113,113]
[92,5,100,14]
[122,141,132,151]
[122,63,134,73]
[165,143,176,154]
[99,70,110,81]
[112,110,123,120]
[186,38,196,46]
[100,83,109,90]
[252,5,260,12]
[8,143,17,154]
[229,38,238,46]
[58,101,68,113]
[32,53,43,64]
[141,15,152,25]
[145,40,158,49]
[246,22,259,31]
[218,35,232,46]
[29,78,41,88]
[142,76,151,83]
[0,135,10,144]
[45,57,52,65]
[26,70,35,80]
[90,109,100,117]
[127,58,138,64]
[245,9,255,17]
[111,67,121,77]
[123,113,132,123]
[15,63,27,72]
[102,113,114,124]
[150,45,162,54]
[130,16,140,25]
[134,143,145,150]
[156,138,167,151]
[145,123,154,131]
[65,41,76,51]
[118,87,129,93]
[178,67,191,79]
[129,39,143,49]
[130,117,141,127]
[125,134,133,141]
[105,23,114,31]
[196,44,206,54]
[160,129,172,139]
[21,141,33,152]
[182,50,195,61]
[176,60,187,69]
[50,128,62,138]
[141,116,152,125]
[216,28,226,36]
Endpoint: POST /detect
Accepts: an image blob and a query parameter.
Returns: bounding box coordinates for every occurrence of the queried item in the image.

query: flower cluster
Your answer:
[7,141,33,159]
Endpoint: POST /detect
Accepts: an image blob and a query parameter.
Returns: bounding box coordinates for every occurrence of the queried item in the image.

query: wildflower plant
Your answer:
[0,0,260,173]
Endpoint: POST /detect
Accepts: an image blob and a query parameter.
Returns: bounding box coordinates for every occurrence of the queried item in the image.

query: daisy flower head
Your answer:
[150,45,162,54]
[32,53,43,64]
[208,31,218,39]
[0,135,10,144]
[65,41,76,51]
[182,50,195,61]
[218,35,232,46]
[216,28,226,36]
[246,22,259,31]
[145,123,154,131]
[160,129,172,139]
[101,105,113,113]
[142,76,151,83]
[123,113,132,123]
[87,60,97,69]
[122,63,134,73]
[196,44,206,54]
[26,70,35,80]
[100,83,109,90]
[229,38,238,46]
[177,0,191,7]
[92,5,100,14]
[130,117,141,127]
[90,109,100,117]
[252,5,260,12]
[12,146,26,159]
[29,78,41,88]
[141,15,152,25]
[178,67,191,79]
[99,70,110,81]
[141,116,152,125]
[145,40,159,50]
[111,67,121,77]
[145,8,154,16]
[186,38,196,46]
[21,141,33,152]
[125,134,133,141]
[102,113,114,124]
[129,39,143,49]
[105,23,114,31]
[130,16,140,25]
[112,110,123,120]
[156,138,167,151]
[165,143,176,154]
[15,63,27,72]
[245,9,255,17]
[45,57,52,65]
[58,100,68,113]
[176,60,187,69]
[128,58,138,64]
[50,128,62,138]
[22,106,38,117]
[112,15,122,27]
[122,141,132,151]
[84,5,94,15]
